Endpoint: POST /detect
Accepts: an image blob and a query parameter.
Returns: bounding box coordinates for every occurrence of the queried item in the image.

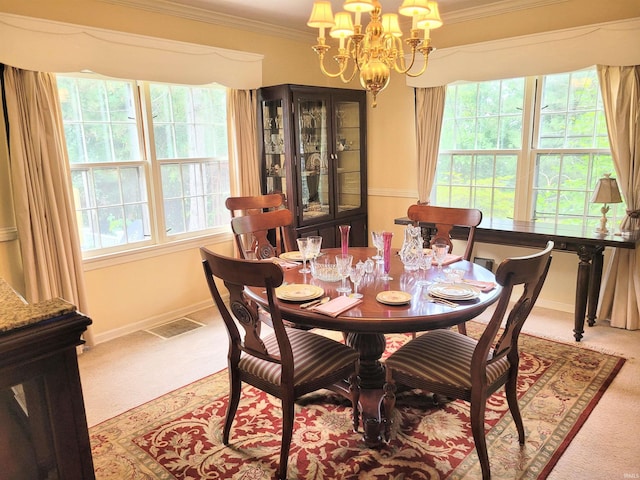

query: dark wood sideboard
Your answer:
[395,217,639,341]
[0,279,95,479]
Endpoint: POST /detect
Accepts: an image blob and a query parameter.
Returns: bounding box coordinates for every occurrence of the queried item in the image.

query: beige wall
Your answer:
[1,0,638,341]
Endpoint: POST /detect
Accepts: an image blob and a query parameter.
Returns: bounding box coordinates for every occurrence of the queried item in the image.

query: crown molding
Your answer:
[443,0,568,24]
[98,0,315,43]
[99,0,568,42]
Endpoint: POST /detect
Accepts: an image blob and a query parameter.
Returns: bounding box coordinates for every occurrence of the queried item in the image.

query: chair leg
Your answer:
[278,394,295,480]
[223,372,242,444]
[470,399,491,480]
[382,377,397,442]
[506,371,525,444]
[349,372,361,432]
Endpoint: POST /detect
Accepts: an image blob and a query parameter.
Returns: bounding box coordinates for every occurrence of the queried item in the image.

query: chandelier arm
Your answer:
[403,45,434,78]
[314,49,351,80]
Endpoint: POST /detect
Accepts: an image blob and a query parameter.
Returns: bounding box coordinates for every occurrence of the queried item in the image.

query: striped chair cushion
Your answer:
[239,328,359,386]
[385,329,510,389]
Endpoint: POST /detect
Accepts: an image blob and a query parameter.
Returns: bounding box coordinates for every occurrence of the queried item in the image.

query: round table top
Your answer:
[246,247,502,334]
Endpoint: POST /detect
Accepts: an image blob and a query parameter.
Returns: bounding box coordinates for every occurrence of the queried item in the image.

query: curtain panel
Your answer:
[227,89,261,197]
[415,86,447,204]
[597,65,640,330]
[2,65,94,345]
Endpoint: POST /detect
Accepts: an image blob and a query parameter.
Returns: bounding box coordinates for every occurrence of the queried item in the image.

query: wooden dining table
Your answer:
[246,247,502,447]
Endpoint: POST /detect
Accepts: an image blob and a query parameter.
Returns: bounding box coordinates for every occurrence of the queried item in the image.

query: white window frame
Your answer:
[433,68,620,229]
[57,73,232,261]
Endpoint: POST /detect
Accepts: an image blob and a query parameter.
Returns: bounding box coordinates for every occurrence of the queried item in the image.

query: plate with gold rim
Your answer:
[427,283,480,300]
[376,290,412,306]
[276,284,324,302]
[280,251,304,261]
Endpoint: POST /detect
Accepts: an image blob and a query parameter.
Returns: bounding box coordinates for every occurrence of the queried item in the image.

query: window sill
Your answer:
[82,230,233,272]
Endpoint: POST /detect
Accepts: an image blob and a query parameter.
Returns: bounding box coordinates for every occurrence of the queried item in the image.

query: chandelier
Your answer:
[307,0,443,107]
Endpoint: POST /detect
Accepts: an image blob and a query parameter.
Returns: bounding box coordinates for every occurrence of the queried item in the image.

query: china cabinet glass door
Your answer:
[334,99,362,214]
[296,95,331,223]
[261,99,286,196]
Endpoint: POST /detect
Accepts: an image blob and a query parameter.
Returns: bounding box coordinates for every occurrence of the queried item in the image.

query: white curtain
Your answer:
[3,65,93,345]
[227,89,261,197]
[415,86,447,204]
[597,65,640,330]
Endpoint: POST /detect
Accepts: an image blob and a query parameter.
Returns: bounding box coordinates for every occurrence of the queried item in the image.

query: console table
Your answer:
[0,278,95,479]
[395,217,639,341]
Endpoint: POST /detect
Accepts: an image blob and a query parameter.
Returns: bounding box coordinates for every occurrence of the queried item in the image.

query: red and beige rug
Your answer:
[90,325,624,479]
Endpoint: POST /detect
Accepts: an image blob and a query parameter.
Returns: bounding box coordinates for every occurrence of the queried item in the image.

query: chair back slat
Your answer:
[231,209,295,259]
[473,241,554,374]
[407,204,482,260]
[200,247,288,363]
[225,193,285,217]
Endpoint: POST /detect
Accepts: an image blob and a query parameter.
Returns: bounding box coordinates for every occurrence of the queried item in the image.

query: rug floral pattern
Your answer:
[90,325,624,479]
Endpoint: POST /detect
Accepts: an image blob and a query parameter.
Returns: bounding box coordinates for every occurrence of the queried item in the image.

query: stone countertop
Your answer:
[0,278,76,334]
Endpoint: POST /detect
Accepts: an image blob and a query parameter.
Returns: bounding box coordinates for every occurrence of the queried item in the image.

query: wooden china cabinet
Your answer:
[258,84,368,247]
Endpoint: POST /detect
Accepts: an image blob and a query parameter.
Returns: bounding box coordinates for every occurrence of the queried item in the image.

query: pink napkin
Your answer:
[270,258,300,270]
[312,296,362,317]
[431,254,463,266]
[463,279,497,292]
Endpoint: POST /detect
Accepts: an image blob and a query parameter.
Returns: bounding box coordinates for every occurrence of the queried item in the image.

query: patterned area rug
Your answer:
[90,324,624,479]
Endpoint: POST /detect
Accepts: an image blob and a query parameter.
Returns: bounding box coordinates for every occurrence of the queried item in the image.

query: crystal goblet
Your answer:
[335,253,353,294]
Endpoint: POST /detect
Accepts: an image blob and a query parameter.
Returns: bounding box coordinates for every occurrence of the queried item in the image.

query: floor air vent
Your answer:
[146,318,205,339]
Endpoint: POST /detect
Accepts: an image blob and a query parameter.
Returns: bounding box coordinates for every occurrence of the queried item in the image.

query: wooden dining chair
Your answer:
[230,208,296,260]
[225,194,286,258]
[407,204,482,262]
[408,204,483,335]
[382,241,553,480]
[200,247,360,480]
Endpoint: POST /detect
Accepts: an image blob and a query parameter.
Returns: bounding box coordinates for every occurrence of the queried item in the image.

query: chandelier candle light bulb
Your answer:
[307,0,443,107]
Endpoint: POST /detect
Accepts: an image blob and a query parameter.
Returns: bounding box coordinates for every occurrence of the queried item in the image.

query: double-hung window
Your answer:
[57,75,230,257]
[433,67,618,229]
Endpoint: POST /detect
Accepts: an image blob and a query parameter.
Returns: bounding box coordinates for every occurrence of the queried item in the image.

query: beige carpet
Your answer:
[80,308,640,479]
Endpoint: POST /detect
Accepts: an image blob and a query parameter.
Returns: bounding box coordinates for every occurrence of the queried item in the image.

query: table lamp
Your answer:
[590,173,623,234]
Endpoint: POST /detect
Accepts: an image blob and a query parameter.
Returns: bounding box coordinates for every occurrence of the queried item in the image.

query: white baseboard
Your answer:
[92,299,215,345]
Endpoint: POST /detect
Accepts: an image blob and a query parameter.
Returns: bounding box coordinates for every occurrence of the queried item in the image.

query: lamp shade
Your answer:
[417,1,443,29]
[590,173,623,204]
[382,13,403,37]
[308,1,335,28]
[343,0,375,13]
[330,12,355,38]
[399,0,431,17]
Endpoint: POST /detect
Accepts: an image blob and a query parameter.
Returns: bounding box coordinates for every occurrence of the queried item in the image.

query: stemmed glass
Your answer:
[307,235,322,262]
[433,240,450,274]
[349,261,365,299]
[335,253,353,294]
[371,231,383,262]
[296,238,311,274]
[416,245,434,287]
[381,231,393,281]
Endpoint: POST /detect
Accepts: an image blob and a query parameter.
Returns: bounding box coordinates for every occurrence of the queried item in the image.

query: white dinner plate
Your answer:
[280,251,323,261]
[427,283,480,300]
[275,284,324,302]
[280,251,304,261]
[376,290,412,305]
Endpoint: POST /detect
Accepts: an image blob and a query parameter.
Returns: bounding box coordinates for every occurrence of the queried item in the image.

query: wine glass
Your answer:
[335,253,353,294]
[433,240,450,273]
[349,262,365,299]
[371,231,383,262]
[307,235,322,262]
[296,238,311,274]
[416,247,434,287]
